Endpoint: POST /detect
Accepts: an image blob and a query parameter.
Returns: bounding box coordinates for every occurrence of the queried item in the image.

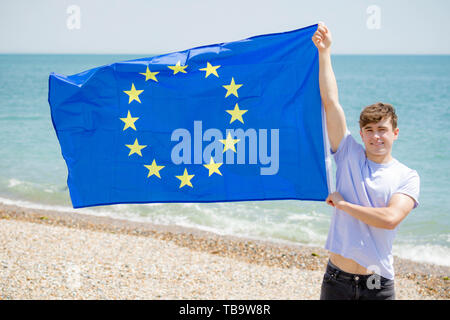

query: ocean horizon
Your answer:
[0,54,449,267]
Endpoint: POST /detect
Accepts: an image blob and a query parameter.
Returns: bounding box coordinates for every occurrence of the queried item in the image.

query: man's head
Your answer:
[359,102,400,162]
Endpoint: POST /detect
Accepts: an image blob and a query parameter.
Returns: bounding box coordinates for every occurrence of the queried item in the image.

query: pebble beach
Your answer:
[0,202,448,300]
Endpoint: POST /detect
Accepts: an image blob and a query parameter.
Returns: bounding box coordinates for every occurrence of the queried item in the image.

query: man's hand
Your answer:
[312,23,332,52]
[326,192,416,230]
[326,191,346,209]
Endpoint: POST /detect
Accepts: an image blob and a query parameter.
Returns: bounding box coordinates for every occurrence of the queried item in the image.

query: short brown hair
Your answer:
[359,102,398,130]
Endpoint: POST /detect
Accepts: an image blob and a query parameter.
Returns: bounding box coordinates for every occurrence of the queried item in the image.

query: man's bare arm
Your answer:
[326,192,416,230]
[312,23,347,152]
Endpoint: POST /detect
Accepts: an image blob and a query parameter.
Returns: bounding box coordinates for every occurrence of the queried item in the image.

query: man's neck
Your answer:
[365,152,393,164]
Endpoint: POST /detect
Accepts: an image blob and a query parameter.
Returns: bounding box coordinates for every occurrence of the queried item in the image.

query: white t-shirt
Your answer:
[324,131,420,280]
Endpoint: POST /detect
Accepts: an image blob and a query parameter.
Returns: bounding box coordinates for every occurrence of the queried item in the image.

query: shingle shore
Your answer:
[0,203,448,299]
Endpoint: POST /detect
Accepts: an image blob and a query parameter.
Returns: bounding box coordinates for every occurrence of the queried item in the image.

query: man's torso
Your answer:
[330,253,373,275]
[325,132,420,279]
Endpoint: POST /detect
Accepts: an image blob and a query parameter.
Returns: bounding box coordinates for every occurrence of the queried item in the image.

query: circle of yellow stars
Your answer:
[121,60,248,189]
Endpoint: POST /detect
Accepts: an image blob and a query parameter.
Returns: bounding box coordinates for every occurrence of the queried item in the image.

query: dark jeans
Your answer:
[320,260,395,300]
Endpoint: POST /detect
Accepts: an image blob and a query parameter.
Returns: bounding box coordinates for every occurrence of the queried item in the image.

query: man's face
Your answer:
[359,117,399,159]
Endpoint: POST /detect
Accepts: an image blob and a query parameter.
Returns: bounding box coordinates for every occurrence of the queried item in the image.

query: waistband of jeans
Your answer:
[326,259,379,281]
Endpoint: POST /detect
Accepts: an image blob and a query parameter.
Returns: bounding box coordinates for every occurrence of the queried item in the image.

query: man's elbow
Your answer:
[383,218,398,230]
[383,209,405,230]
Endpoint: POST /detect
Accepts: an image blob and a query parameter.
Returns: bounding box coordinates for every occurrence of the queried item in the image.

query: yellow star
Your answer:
[125,138,147,157]
[203,157,223,176]
[120,110,139,131]
[123,83,144,104]
[139,66,159,82]
[199,62,220,78]
[226,103,248,124]
[222,77,242,98]
[219,132,240,153]
[168,60,188,75]
[176,168,194,188]
[144,159,165,179]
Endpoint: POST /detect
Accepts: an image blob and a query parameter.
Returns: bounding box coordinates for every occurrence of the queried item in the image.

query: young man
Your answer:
[312,23,420,300]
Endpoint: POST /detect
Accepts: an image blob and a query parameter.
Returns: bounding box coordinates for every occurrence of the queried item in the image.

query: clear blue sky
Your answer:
[1,0,449,54]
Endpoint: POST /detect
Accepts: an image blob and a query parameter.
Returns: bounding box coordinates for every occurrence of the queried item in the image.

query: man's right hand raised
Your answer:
[312,22,347,153]
[312,23,332,53]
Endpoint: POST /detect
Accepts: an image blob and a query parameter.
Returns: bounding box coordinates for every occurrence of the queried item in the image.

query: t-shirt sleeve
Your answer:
[331,130,365,165]
[394,170,420,209]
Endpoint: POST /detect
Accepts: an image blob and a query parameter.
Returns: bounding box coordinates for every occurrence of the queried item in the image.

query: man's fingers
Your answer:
[313,31,323,39]
[312,37,321,47]
[317,21,328,32]
[315,28,325,37]
[326,195,335,207]
[317,25,327,34]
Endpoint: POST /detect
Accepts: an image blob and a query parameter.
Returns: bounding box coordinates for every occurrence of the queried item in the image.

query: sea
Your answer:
[0,54,448,266]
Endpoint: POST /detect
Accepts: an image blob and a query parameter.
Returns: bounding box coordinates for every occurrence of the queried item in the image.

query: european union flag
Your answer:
[49,24,331,209]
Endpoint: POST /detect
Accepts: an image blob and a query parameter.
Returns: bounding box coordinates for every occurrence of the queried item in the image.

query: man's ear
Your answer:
[393,127,399,140]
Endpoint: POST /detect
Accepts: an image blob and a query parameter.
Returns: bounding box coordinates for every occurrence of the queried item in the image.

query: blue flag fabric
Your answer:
[49,24,331,209]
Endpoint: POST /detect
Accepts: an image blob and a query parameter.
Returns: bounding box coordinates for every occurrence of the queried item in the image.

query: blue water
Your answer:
[0,54,449,266]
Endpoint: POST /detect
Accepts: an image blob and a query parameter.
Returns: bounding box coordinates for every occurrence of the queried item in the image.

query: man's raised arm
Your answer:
[312,23,347,153]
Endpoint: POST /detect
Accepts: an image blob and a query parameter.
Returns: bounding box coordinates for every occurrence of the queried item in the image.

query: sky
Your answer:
[0,0,449,54]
